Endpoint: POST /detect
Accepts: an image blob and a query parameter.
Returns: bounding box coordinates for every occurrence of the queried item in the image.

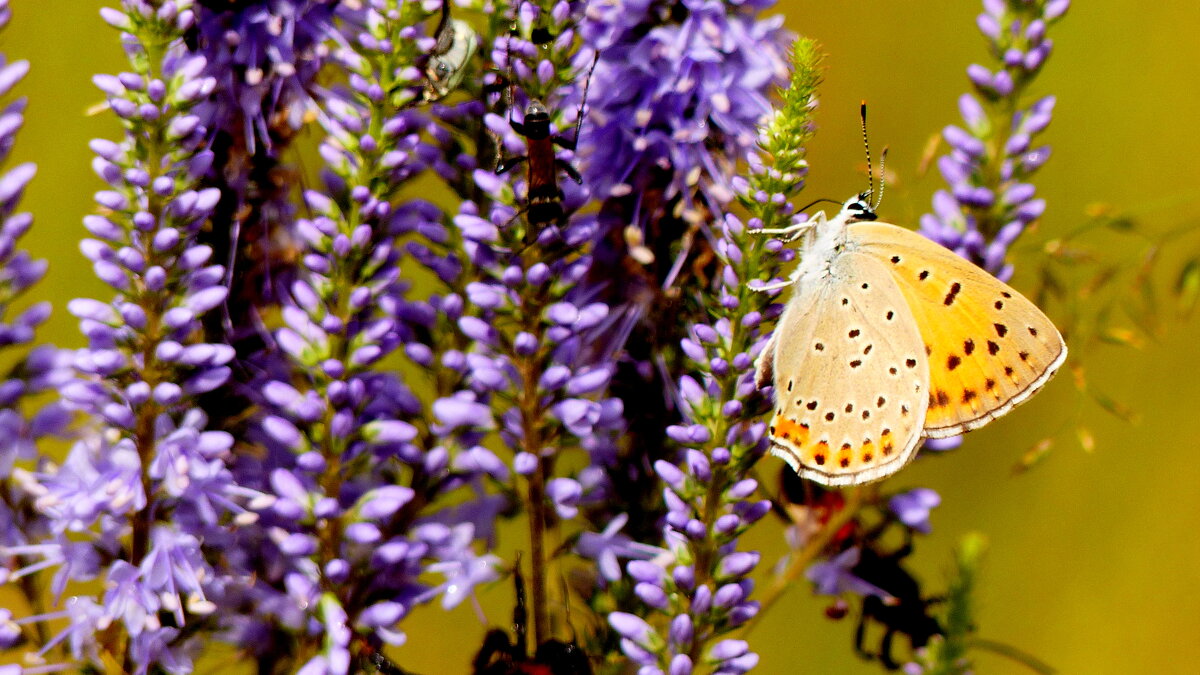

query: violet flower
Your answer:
[806,547,893,600]
[920,0,1069,281]
[0,0,73,630]
[889,488,941,534]
[189,0,337,149]
[235,2,508,668]
[13,1,239,670]
[596,37,817,674]
[180,1,339,371]
[561,0,792,573]
[423,0,639,647]
[577,0,789,224]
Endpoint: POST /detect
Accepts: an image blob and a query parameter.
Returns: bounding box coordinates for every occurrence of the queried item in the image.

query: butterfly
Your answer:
[753,193,1066,486]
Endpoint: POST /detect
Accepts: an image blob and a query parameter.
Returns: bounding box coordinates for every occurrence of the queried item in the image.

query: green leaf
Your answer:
[1098,327,1145,349]
[1175,258,1200,317]
[1089,389,1141,423]
[1013,438,1053,474]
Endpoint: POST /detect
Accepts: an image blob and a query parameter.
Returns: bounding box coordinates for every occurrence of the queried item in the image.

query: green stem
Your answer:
[516,296,552,647]
[968,637,1057,675]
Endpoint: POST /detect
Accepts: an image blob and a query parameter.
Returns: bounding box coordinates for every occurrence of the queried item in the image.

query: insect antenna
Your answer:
[799,197,846,212]
[566,50,600,150]
[860,101,873,204]
[874,145,889,211]
[432,0,450,50]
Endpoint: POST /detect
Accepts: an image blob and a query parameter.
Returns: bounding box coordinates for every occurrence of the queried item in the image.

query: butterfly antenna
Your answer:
[433,0,450,48]
[494,14,519,172]
[860,101,873,203]
[874,145,889,211]
[799,197,847,212]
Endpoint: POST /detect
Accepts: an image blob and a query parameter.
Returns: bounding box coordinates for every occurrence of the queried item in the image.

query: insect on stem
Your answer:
[493,3,599,247]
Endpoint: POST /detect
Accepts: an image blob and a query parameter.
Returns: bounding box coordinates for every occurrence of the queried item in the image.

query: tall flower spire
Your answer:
[24,1,237,669]
[920,0,1069,280]
[0,0,74,644]
[237,2,506,669]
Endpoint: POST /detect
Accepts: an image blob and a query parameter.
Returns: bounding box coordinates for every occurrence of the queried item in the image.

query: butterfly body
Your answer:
[755,195,1066,486]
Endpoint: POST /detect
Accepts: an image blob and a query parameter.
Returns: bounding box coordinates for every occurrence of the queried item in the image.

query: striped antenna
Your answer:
[875,146,889,210]
[860,101,873,202]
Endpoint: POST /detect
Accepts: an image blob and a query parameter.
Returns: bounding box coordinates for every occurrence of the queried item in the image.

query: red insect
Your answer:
[493,9,598,246]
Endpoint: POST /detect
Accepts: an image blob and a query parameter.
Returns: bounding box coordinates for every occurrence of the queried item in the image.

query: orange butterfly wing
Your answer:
[849,222,1067,438]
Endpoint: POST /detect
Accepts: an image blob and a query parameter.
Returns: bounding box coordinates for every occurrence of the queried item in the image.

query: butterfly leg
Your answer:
[748,211,825,242]
[747,222,814,242]
[748,265,802,293]
[748,278,796,293]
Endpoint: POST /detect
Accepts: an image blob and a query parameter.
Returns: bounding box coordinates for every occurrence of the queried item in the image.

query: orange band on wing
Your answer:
[773,417,810,444]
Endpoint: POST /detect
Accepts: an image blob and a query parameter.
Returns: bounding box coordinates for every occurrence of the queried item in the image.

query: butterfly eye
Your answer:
[845,199,877,221]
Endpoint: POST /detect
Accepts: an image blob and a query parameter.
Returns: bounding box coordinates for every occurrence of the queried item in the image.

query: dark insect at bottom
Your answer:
[774,469,944,670]
[848,537,944,670]
[472,562,592,675]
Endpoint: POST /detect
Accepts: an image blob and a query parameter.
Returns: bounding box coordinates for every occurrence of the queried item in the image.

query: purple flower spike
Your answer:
[921,0,1066,271]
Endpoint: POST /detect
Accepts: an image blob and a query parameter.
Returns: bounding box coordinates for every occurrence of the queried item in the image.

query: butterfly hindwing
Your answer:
[767,251,930,485]
[849,222,1067,438]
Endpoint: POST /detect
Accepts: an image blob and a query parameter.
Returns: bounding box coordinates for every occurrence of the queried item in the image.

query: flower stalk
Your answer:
[921,0,1069,280]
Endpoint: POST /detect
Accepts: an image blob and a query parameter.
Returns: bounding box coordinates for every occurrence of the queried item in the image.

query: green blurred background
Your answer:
[6,1,1200,672]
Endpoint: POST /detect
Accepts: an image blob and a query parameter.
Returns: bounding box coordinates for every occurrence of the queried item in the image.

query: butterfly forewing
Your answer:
[849,222,1067,438]
[764,251,931,485]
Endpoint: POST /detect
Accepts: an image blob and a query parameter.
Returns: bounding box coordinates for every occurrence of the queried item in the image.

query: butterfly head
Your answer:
[841,191,878,222]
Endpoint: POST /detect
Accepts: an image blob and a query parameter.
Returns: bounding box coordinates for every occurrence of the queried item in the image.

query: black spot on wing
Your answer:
[943,282,962,306]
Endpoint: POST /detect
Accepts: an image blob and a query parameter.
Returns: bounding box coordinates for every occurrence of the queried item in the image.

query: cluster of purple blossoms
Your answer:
[920,0,1069,281]
[600,35,813,673]
[577,0,788,224]
[235,2,510,670]
[0,0,74,636]
[441,0,640,648]
[184,1,340,343]
[19,1,238,670]
[189,0,337,148]
[571,0,791,432]
[567,0,793,600]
